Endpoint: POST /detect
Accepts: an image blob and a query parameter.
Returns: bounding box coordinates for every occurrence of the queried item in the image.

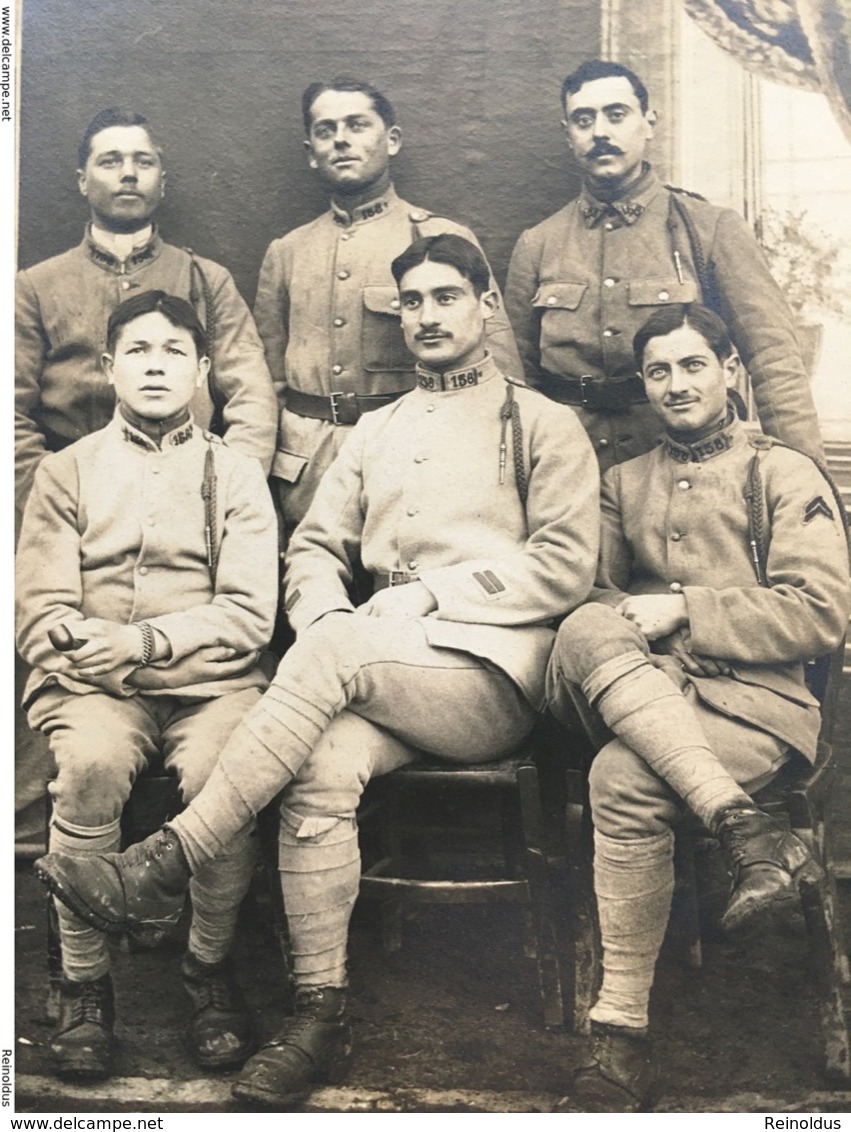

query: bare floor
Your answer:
[13,846,851,1113]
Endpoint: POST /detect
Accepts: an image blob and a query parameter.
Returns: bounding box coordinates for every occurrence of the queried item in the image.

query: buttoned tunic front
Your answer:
[283,354,600,709]
[254,186,523,527]
[590,418,850,758]
[15,229,278,519]
[504,168,823,470]
[16,413,278,708]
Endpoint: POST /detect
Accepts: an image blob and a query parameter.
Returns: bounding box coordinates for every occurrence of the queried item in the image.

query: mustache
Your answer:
[587,142,624,159]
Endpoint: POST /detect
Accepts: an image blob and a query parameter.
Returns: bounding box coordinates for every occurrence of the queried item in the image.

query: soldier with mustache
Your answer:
[504,59,823,472]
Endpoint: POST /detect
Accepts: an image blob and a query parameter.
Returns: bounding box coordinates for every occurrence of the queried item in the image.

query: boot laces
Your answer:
[269,991,339,1045]
[67,982,109,1026]
[191,965,238,1012]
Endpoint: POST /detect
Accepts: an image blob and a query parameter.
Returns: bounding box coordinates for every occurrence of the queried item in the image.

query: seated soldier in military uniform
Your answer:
[16,291,278,1082]
[545,303,850,1111]
[36,234,600,1105]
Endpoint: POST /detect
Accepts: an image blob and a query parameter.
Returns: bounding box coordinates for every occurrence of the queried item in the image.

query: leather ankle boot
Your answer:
[231,986,351,1106]
[565,1021,657,1112]
[50,974,117,1082]
[180,951,255,1069]
[715,803,824,934]
[36,826,191,945]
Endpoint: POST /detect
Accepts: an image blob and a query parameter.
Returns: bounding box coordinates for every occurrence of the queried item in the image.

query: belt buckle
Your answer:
[329,391,360,426]
[387,570,416,587]
[579,375,595,409]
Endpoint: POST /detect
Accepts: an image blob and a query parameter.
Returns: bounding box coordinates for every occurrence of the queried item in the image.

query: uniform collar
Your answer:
[331,184,399,228]
[578,164,661,227]
[90,222,154,260]
[83,223,162,272]
[114,405,194,451]
[663,407,743,464]
[415,352,499,393]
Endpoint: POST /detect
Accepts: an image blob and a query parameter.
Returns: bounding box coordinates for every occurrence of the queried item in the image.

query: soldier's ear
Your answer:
[723,352,741,386]
[102,352,115,383]
[196,355,211,387]
[644,109,658,138]
[480,289,498,322]
[304,138,318,170]
[387,124,402,157]
[77,168,88,199]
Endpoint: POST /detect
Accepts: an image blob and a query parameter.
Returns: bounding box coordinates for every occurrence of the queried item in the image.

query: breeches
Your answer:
[547,603,788,839]
[28,685,262,827]
[278,613,537,823]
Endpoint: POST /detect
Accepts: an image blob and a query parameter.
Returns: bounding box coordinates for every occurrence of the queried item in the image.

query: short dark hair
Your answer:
[390,234,491,297]
[78,107,162,169]
[106,290,208,358]
[302,77,396,133]
[633,303,734,369]
[561,59,649,115]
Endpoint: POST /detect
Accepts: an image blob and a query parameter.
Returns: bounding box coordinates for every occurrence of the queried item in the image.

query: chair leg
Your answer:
[517,764,566,1030]
[46,896,63,1023]
[799,870,851,1083]
[673,829,703,969]
[566,802,599,1035]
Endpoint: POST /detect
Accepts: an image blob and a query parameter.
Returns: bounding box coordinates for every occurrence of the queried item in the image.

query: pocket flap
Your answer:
[532,282,588,311]
[271,449,309,484]
[362,285,402,316]
[628,278,698,306]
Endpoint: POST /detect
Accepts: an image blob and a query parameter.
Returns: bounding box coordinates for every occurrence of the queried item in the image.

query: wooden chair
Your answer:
[358,721,577,1031]
[567,640,851,1083]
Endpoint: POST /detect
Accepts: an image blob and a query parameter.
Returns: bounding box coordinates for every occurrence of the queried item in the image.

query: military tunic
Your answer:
[15,228,278,520]
[16,412,278,707]
[284,353,599,709]
[589,417,850,758]
[254,185,523,528]
[504,167,824,471]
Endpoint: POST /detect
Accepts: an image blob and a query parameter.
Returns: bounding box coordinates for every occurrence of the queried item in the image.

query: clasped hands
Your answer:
[615,594,731,678]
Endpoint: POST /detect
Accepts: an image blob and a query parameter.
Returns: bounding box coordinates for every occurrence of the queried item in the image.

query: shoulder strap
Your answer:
[666,192,722,317]
[184,248,226,434]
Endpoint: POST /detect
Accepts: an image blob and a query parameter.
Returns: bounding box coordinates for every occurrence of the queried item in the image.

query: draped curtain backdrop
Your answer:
[683,0,851,145]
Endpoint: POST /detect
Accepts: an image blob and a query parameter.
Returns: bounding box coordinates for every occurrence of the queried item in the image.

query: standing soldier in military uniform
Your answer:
[254,77,522,534]
[504,59,823,471]
[37,235,599,1107]
[16,107,277,520]
[545,304,849,1110]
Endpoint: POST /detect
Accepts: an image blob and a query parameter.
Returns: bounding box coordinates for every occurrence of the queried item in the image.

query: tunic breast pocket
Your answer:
[628,279,698,307]
[361,285,413,374]
[532,282,588,348]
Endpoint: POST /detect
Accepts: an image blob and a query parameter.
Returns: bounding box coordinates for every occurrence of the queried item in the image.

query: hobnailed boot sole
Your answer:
[35,862,183,946]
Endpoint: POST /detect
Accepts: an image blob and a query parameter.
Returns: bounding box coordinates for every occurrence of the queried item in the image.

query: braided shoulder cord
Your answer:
[201,442,218,586]
[744,452,769,586]
[745,440,850,587]
[498,382,528,507]
[668,194,722,317]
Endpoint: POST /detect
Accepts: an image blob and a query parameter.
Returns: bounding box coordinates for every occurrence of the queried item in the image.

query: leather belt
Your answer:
[285,387,405,426]
[372,570,420,591]
[538,370,648,412]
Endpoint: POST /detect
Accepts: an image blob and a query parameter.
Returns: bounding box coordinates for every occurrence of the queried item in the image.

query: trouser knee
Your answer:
[549,604,649,692]
[589,740,682,839]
